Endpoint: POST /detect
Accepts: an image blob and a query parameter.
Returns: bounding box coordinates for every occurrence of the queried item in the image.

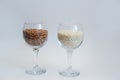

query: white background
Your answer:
[0,0,120,80]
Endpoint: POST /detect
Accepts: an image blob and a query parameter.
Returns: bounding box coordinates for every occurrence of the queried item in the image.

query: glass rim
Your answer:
[24,22,45,26]
[59,23,83,27]
[58,23,84,32]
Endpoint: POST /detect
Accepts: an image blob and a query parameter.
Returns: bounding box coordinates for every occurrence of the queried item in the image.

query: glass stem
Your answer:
[67,49,73,70]
[33,48,39,67]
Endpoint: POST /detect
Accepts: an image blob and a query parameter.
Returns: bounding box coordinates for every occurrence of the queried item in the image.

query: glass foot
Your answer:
[59,69,80,77]
[25,65,46,75]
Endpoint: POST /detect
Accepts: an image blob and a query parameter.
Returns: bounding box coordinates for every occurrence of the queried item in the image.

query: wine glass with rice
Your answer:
[23,23,48,75]
[57,24,84,77]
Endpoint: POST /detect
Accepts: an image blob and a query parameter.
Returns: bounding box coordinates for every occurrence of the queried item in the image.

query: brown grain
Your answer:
[23,29,48,46]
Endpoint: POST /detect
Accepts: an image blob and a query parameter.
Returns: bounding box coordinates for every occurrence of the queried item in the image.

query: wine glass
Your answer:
[57,24,84,77]
[23,23,48,75]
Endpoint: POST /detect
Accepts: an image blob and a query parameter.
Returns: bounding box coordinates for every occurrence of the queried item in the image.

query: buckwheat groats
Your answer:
[23,29,48,46]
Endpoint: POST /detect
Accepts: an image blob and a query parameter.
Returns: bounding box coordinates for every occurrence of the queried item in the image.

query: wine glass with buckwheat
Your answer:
[57,24,84,77]
[23,23,48,75]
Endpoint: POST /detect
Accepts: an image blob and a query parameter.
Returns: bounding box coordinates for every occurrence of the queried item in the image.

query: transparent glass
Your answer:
[57,24,84,77]
[23,23,48,75]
